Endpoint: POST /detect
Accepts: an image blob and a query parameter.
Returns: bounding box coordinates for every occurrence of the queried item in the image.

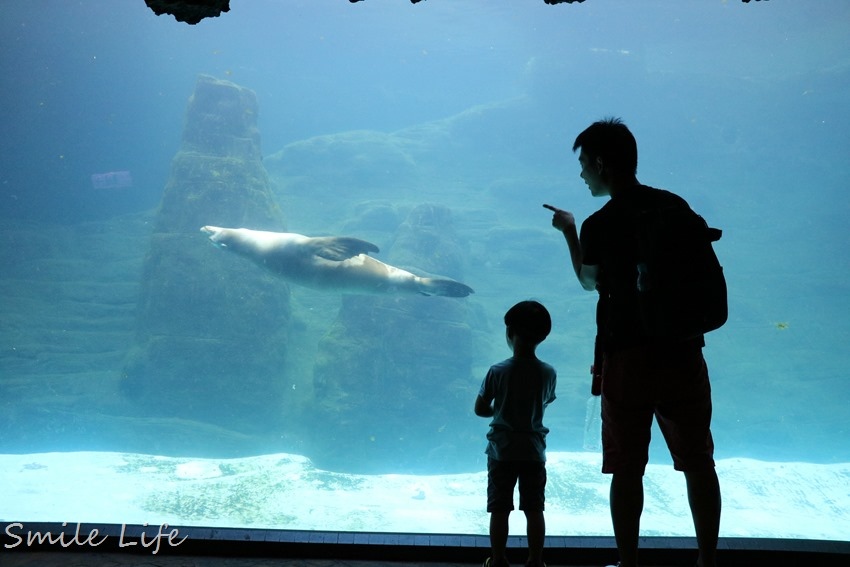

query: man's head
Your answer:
[504,300,552,346]
[573,117,638,196]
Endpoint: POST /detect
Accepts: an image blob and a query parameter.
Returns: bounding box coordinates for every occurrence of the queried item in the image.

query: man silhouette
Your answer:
[545,118,721,567]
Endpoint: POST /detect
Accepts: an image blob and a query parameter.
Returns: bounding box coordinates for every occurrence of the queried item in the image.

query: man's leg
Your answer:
[655,349,719,567]
[609,472,644,567]
[684,468,721,567]
[600,347,654,567]
[489,511,510,566]
[524,510,545,566]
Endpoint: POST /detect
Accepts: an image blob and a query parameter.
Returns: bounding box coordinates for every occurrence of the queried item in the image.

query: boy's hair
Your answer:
[572,117,638,176]
[504,300,552,345]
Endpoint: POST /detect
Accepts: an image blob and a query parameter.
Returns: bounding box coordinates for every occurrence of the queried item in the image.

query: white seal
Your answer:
[200,226,473,298]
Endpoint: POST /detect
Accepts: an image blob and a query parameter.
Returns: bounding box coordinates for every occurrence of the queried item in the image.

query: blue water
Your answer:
[1,0,849,534]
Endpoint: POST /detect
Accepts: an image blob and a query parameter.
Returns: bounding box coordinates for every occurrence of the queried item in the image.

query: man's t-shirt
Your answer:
[580,184,704,351]
[479,356,557,462]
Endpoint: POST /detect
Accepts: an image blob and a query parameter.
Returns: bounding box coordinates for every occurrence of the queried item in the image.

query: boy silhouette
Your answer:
[475,300,557,567]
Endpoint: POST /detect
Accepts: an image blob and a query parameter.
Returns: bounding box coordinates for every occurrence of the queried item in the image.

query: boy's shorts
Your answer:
[600,344,715,475]
[486,457,546,513]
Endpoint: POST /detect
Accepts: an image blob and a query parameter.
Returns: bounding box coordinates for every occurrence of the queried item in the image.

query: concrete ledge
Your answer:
[2,523,848,566]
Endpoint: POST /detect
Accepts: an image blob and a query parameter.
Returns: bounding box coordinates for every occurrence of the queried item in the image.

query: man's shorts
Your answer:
[486,457,546,513]
[600,343,715,475]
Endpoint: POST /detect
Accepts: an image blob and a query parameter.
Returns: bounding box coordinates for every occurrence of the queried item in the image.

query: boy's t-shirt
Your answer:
[479,356,557,462]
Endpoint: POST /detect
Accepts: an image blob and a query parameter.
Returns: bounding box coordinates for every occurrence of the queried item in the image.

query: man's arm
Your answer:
[544,204,598,291]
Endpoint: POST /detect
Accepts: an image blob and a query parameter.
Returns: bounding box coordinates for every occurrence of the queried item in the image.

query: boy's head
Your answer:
[504,300,552,346]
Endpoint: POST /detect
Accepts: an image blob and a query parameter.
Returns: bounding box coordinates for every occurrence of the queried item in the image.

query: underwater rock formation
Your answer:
[311,203,476,472]
[123,75,290,432]
[264,129,423,229]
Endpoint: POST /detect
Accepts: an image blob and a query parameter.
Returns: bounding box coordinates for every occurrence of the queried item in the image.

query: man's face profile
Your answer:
[578,150,608,198]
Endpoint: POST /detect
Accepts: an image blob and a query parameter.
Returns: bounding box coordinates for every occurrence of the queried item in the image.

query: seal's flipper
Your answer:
[308,236,380,261]
[418,277,475,298]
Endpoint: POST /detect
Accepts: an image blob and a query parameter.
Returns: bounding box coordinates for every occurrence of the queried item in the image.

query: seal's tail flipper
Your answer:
[419,277,474,298]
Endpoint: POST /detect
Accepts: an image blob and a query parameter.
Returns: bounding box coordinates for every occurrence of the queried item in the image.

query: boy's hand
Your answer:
[543,204,575,233]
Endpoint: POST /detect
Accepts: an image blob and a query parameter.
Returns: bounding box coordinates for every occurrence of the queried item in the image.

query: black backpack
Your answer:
[632,203,728,341]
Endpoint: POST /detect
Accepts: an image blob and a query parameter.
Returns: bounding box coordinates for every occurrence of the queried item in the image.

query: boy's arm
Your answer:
[474,395,494,418]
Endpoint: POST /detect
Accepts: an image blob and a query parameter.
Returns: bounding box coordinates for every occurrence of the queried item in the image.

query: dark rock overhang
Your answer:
[144,0,769,26]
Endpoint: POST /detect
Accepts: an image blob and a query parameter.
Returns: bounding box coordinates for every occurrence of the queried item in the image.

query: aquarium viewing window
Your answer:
[1,0,849,563]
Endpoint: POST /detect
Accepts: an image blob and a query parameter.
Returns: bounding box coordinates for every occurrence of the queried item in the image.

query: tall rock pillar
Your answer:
[122,75,290,433]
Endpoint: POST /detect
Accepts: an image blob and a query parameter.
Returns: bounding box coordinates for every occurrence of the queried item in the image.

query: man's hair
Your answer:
[572,117,638,176]
[504,300,552,345]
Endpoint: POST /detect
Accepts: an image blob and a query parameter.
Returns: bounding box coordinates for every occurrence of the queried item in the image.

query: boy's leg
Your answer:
[487,458,517,567]
[523,510,545,566]
[489,511,511,566]
[517,461,547,567]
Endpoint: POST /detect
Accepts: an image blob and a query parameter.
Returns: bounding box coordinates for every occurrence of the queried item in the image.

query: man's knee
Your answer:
[611,471,643,483]
[683,467,720,484]
[610,471,644,494]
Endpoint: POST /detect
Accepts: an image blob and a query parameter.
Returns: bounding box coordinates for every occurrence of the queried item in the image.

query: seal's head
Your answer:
[200,225,228,248]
